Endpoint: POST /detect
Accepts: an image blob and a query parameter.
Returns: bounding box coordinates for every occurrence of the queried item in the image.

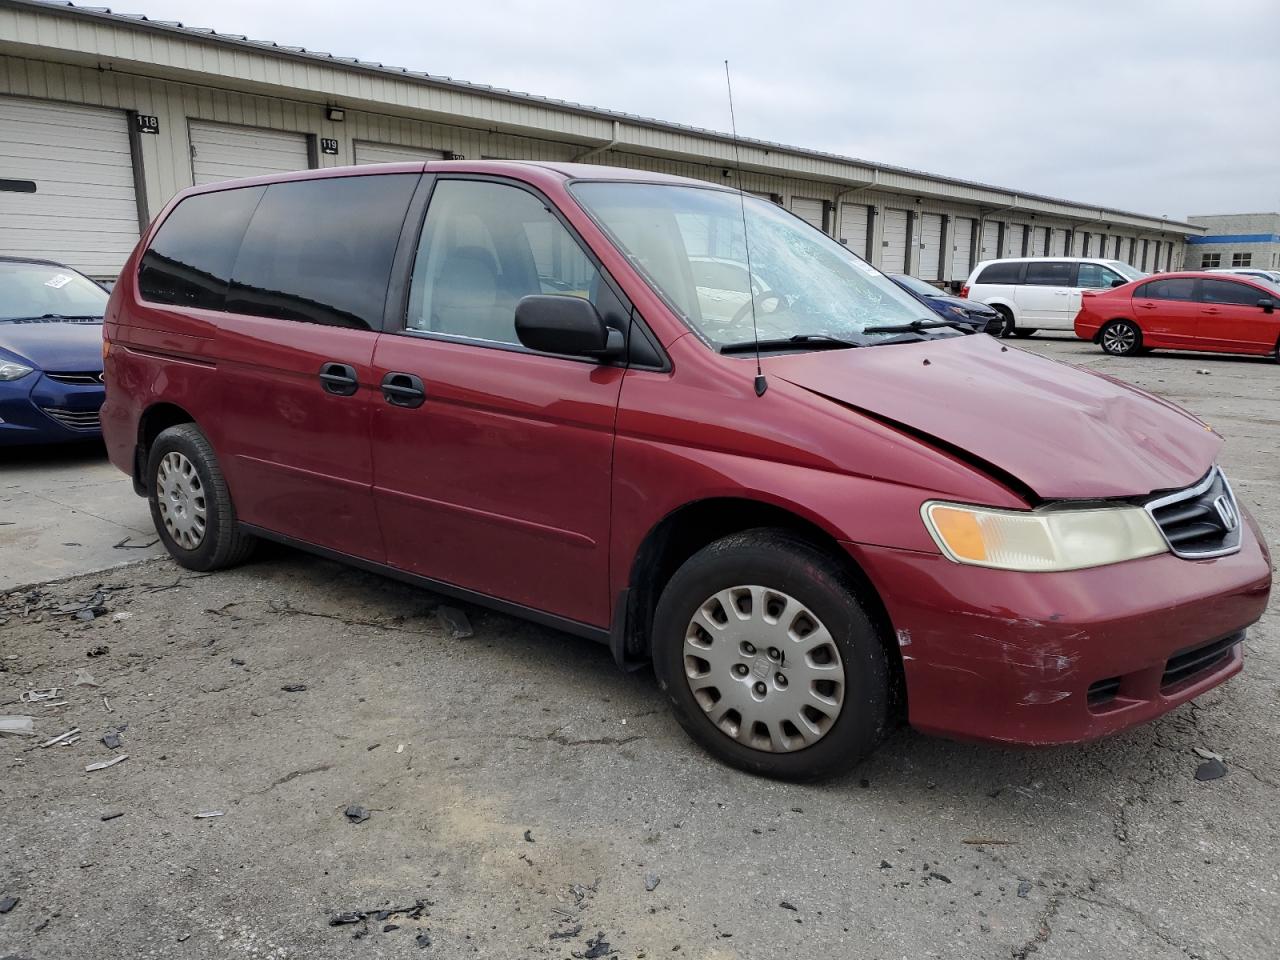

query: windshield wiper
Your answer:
[720,334,862,355]
[0,313,104,323]
[862,318,973,335]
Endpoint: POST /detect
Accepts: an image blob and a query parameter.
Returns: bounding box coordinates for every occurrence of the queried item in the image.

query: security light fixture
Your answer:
[326,107,345,122]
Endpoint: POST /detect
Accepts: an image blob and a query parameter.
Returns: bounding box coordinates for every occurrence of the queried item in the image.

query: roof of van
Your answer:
[177,160,723,198]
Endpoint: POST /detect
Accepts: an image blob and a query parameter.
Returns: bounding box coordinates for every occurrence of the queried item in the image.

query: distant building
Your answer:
[1185,213,1280,272]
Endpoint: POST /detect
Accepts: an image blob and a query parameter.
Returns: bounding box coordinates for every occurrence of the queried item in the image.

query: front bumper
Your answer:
[845,509,1272,745]
[0,373,104,445]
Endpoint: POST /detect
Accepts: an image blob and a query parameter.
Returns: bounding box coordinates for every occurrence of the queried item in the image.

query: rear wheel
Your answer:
[1100,319,1142,356]
[651,530,891,781]
[147,423,255,571]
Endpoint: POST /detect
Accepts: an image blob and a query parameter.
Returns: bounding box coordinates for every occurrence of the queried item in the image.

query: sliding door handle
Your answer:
[381,372,426,408]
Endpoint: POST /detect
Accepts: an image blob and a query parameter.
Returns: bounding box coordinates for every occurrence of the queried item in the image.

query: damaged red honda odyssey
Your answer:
[101,162,1272,780]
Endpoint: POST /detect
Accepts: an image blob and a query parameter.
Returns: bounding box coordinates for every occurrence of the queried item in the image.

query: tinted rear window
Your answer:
[226,174,419,329]
[1136,278,1196,301]
[138,187,265,310]
[975,262,1023,284]
[1025,261,1075,286]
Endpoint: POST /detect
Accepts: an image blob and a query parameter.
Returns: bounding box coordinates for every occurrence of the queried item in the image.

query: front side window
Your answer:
[1107,260,1145,281]
[139,187,264,310]
[0,261,108,321]
[406,179,605,345]
[1231,252,1252,267]
[1136,278,1196,301]
[570,182,932,348]
[1024,261,1075,286]
[227,175,418,329]
[1077,262,1125,289]
[1199,278,1267,305]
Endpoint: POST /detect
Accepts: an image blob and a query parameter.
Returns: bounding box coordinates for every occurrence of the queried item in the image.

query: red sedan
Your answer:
[1075,271,1280,359]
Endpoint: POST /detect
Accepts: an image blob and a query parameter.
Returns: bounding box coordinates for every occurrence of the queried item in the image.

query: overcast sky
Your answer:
[143,0,1279,219]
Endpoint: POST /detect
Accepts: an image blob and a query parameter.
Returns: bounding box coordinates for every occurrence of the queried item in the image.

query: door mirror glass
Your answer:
[515,295,622,359]
[1257,298,1275,314]
[1109,278,1126,288]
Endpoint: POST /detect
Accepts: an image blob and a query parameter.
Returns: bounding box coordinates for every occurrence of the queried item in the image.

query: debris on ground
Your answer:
[0,895,19,913]
[778,900,797,911]
[0,716,36,737]
[415,931,432,948]
[111,611,133,623]
[102,732,123,750]
[1193,746,1224,762]
[113,536,159,549]
[962,837,1016,845]
[644,874,660,892]
[281,683,308,693]
[86,644,110,657]
[230,657,245,666]
[436,605,473,640]
[41,727,80,748]
[73,669,100,688]
[524,829,535,843]
[194,811,224,819]
[100,812,124,822]
[85,755,128,772]
[344,804,371,824]
[1017,880,1033,898]
[550,923,583,940]
[581,930,614,958]
[327,899,429,932]
[19,688,60,704]
[928,872,951,884]
[879,860,892,869]
[1195,758,1228,781]
[1195,368,1211,375]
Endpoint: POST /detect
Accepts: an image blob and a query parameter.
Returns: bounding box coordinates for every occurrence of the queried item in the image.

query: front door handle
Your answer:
[381,372,426,408]
[318,362,359,397]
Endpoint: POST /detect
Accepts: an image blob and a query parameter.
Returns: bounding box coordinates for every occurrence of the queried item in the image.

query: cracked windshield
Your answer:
[571,181,940,349]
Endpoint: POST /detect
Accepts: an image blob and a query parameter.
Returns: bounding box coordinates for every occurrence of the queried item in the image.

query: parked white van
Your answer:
[960,257,1146,337]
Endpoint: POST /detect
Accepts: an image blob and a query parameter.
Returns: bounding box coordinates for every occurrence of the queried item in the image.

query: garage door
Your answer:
[0,96,140,279]
[1050,228,1068,256]
[839,203,870,259]
[1030,227,1047,257]
[189,121,310,186]
[882,209,910,272]
[980,221,1000,261]
[353,141,445,165]
[1005,224,1026,258]
[790,197,825,231]
[951,217,974,279]
[917,213,944,280]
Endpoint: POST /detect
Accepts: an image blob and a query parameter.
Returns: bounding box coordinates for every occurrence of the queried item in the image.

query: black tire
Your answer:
[651,529,892,781]
[1099,319,1143,357]
[993,305,1016,339]
[1011,327,1037,338]
[146,423,255,571]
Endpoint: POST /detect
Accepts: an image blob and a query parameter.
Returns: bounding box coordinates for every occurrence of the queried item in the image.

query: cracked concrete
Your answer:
[0,336,1276,959]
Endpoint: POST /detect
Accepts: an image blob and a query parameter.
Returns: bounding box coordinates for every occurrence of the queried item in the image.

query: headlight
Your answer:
[0,360,35,381]
[922,501,1168,572]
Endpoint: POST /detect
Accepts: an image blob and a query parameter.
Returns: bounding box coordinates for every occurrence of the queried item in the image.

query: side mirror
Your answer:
[515,295,624,360]
[1257,298,1275,314]
[1109,279,1126,288]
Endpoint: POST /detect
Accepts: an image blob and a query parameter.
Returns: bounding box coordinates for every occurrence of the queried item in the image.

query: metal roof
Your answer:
[6,0,1202,231]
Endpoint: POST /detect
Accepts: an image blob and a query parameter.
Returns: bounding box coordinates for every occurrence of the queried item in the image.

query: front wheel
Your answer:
[147,423,256,571]
[651,530,892,781]
[1100,319,1142,356]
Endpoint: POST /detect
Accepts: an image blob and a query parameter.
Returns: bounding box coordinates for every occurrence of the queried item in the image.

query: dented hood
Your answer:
[767,334,1220,500]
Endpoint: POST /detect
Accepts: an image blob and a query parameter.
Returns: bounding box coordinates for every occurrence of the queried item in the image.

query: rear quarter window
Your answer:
[974,262,1024,284]
[138,187,265,310]
[1136,278,1197,301]
[226,174,419,329]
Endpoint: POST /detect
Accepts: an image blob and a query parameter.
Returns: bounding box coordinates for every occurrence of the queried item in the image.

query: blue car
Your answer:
[0,257,110,445]
[889,274,1004,335]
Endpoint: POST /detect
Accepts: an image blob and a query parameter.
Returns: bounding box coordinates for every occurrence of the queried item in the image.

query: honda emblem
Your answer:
[1212,495,1238,532]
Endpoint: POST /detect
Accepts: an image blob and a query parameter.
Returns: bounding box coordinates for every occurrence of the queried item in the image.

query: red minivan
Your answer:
[101,162,1272,779]
[1076,271,1280,359]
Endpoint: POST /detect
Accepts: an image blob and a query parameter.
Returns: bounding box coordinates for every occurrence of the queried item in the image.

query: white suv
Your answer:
[961,257,1146,337]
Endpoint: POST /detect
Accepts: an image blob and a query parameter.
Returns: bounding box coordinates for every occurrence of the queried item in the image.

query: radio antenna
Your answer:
[724,60,766,397]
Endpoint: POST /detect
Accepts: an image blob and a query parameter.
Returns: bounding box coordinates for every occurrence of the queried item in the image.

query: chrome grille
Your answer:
[40,407,102,431]
[45,371,104,385]
[1144,467,1242,559]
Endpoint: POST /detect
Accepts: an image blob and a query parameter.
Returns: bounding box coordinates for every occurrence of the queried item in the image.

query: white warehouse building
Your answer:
[1,0,1205,282]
